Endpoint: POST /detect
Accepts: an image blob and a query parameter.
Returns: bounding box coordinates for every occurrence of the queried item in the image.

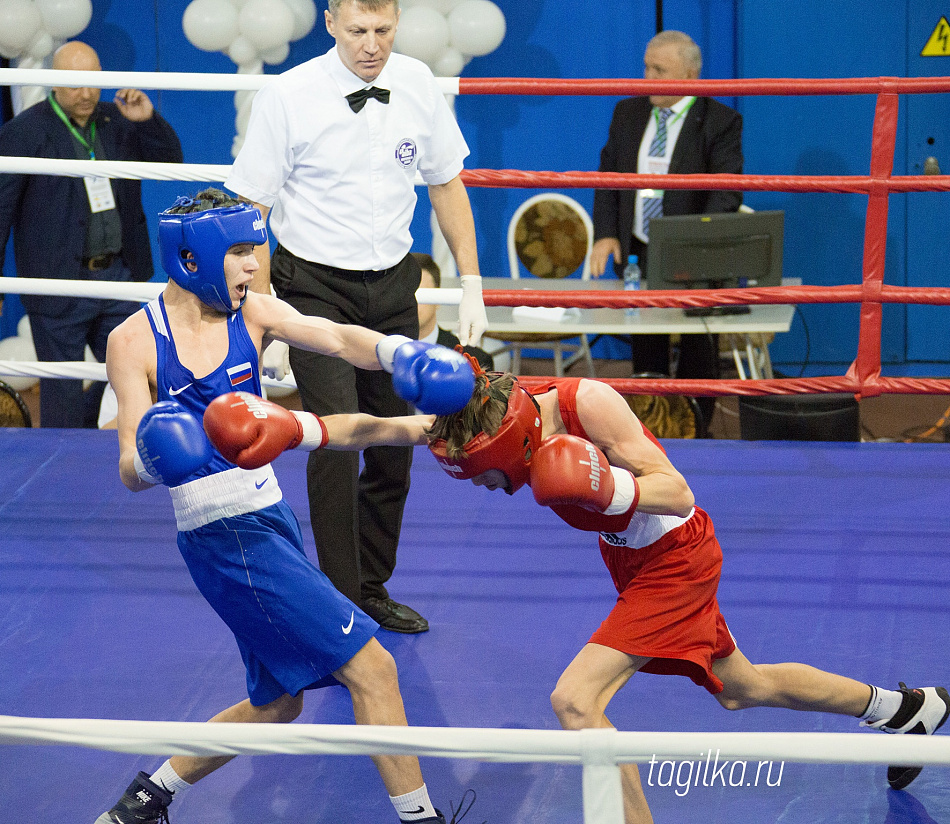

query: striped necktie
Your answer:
[649,107,673,157]
[642,108,673,239]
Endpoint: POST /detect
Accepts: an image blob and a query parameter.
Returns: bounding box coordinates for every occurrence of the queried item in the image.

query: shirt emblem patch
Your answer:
[395,138,417,168]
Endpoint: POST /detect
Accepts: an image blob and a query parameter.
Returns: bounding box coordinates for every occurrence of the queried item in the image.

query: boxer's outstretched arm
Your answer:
[322,413,433,450]
[204,393,433,470]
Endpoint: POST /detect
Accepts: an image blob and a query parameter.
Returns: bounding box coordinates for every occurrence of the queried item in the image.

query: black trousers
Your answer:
[28,258,139,428]
[270,246,421,604]
[624,237,720,433]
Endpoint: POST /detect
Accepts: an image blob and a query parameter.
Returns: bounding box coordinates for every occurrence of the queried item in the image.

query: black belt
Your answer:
[275,245,404,278]
[82,252,119,272]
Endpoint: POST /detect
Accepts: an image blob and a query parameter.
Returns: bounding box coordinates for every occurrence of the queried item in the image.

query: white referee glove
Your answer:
[262,339,291,381]
[458,275,488,346]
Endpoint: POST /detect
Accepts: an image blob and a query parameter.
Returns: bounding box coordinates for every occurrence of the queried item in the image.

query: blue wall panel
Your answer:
[736,1,937,373]
[12,2,946,376]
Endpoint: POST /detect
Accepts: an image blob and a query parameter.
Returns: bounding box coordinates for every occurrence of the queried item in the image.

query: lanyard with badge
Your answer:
[48,92,116,214]
[643,98,696,192]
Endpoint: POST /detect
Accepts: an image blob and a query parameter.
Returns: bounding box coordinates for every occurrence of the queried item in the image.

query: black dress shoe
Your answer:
[362,597,429,634]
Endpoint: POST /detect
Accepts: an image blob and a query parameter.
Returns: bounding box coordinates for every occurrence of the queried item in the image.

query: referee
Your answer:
[226,0,488,633]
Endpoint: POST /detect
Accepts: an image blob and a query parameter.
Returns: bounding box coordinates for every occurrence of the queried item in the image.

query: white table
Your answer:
[437,277,796,379]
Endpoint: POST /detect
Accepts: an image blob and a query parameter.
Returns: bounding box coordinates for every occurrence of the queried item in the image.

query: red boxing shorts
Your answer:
[590,507,736,694]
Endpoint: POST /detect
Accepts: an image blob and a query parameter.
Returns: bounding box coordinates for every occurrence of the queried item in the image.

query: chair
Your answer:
[624,373,703,439]
[482,193,596,377]
[0,380,32,427]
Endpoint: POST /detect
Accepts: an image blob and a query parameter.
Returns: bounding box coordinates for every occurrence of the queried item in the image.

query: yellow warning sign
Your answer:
[921,17,950,56]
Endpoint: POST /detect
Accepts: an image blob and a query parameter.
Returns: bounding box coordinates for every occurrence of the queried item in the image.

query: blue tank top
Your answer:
[145,295,263,479]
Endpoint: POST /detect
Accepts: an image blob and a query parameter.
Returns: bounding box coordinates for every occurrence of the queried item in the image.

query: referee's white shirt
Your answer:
[226,47,469,272]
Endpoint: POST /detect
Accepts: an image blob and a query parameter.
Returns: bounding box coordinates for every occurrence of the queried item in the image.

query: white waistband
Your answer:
[602,508,695,549]
[169,465,282,532]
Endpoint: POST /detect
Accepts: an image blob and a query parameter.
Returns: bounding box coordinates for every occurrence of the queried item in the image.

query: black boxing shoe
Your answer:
[362,596,429,634]
[405,790,480,824]
[864,683,950,790]
[94,771,173,823]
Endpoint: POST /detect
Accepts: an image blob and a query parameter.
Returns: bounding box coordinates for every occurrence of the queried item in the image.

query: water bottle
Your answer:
[623,254,641,318]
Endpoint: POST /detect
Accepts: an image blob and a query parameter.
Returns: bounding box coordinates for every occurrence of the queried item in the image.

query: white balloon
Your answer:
[183,0,240,52]
[0,334,39,391]
[227,33,259,65]
[448,0,505,57]
[408,0,464,12]
[234,87,255,112]
[260,41,290,65]
[438,0,464,12]
[239,0,294,52]
[432,44,464,77]
[235,94,255,133]
[394,6,449,64]
[27,29,54,60]
[0,0,42,55]
[36,0,92,39]
[282,0,316,41]
[237,59,264,75]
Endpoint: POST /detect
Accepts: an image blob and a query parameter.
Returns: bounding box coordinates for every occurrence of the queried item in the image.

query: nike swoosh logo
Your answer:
[168,384,192,396]
[342,611,355,635]
[255,479,268,489]
[405,807,425,815]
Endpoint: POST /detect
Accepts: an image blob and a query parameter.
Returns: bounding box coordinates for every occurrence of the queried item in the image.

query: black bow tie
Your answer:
[345,86,391,113]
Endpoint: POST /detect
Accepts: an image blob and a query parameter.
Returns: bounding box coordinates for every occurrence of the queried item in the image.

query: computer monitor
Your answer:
[645,210,784,316]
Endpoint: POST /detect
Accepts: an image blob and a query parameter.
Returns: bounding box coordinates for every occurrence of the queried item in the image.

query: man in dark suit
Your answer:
[591,30,742,433]
[0,41,182,428]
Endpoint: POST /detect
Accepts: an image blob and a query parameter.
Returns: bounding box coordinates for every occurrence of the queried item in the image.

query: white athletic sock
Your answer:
[860,685,904,724]
[149,760,192,796]
[391,784,436,821]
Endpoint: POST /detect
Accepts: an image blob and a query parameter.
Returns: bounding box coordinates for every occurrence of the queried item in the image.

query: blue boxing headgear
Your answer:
[158,200,268,313]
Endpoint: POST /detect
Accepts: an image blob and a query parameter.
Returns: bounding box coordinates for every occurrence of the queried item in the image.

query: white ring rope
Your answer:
[0,278,461,305]
[0,360,108,382]
[0,67,462,96]
[0,156,232,182]
[0,156,430,187]
[0,280,460,386]
[3,714,950,824]
[4,715,950,766]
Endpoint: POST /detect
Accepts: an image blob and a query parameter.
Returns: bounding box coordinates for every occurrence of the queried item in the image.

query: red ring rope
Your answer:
[458,77,950,96]
[457,75,950,401]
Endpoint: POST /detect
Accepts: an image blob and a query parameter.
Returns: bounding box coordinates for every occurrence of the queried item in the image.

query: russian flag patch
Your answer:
[227,362,254,386]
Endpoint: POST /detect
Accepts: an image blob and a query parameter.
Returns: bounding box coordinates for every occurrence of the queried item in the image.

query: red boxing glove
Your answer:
[530,434,639,532]
[530,434,616,512]
[203,392,327,470]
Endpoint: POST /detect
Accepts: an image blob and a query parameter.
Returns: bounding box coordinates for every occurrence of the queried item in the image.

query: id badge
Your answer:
[84,176,116,213]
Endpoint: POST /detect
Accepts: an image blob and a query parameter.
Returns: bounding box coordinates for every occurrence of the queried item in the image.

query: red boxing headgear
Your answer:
[429,380,542,493]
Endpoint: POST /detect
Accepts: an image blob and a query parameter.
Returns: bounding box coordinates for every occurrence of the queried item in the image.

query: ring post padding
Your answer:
[580,728,623,824]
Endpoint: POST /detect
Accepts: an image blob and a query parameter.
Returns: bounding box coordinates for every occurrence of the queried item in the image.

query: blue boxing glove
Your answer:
[135,401,213,487]
[376,336,475,415]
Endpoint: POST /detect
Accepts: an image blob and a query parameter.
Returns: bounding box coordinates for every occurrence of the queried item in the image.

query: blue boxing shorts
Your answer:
[177,499,378,706]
